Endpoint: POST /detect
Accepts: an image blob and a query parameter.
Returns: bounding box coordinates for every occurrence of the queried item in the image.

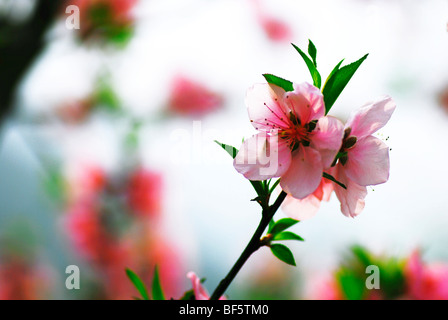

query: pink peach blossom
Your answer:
[404,250,448,300]
[187,272,226,300]
[168,76,223,116]
[251,0,292,43]
[234,82,344,200]
[332,96,395,217]
[281,177,333,220]
[126,167,163,218]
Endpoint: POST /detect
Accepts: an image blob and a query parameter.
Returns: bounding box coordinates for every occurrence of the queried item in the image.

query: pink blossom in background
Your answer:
[0,257,50,300]
[250,0,292,43]
[187,272,226,300]
[234,82,344,200]
[404,250,448,300]
[332,96,395,217]
[126,167,163,218]
[167,76,223,117]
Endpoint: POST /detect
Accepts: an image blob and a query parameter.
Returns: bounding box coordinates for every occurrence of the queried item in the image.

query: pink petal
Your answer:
[344,135,390,186]
[283,82,325,125]
[187,272,210,300]
[280,145,323,199]
[281,193,321,220]
[234,133,291,180]
[333,166,367,218]
[346,96,396,139]
[310,116,344,168]
[246,83,290,132]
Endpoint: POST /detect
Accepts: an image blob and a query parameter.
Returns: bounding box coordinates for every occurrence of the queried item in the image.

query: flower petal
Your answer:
[281,194,321,220]
[233,133,291,180]
[280,145,323,199]
[333,166,367,218]
[283,82,325,125]
[311,116,344,168]
[346,96,396,139]
[344,135,390,186]
[246,83,290,132]
[187,272,210,300]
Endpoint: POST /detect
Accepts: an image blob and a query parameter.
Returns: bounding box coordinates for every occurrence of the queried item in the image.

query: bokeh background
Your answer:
[0,0,447,300]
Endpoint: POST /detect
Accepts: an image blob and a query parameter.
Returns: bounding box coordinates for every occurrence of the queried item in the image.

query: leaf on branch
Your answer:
[126,268,150,300]
[308,39,318,67]
[270,218,299,236]
[262,74,294,92]
[214,140,238,159]
[152,266,165,300]
[291,43,322,89]
[322,54,369,114]
[273,231,304,242]
[270,244,296,266]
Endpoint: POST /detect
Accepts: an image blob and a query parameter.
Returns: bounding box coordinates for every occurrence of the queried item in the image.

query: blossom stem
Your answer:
[209,190,287,300]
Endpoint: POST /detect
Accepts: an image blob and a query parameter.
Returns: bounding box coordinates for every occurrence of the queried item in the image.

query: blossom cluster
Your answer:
[234,81,395,218]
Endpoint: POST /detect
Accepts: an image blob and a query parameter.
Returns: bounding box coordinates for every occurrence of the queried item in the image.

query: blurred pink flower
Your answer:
[0,257,51,300]
[404,250,448,300]
[234,82,344,200]
[126,167,163,218]
[168,76,223,116]
[187,272,226,300]
[332,96,395,217]
[251,0,292,43]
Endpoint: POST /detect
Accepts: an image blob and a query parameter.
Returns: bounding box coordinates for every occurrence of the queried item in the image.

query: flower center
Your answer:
[280,113,317,151]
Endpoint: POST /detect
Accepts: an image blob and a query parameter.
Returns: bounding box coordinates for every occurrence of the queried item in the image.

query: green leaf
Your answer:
[270,244,296,266]
[214,140,238,159]
[307,39,317,67]
[338,272,365,300]
[270,218,299,236]
[262,74,294,92]
[322,54,369,114]
[180,289,195,300]
[126,268,150,300]
[323,172,347,189]
[272,231,304,242]
[152,266,165,300]
[291,43,322,89]
[323,59,345,89]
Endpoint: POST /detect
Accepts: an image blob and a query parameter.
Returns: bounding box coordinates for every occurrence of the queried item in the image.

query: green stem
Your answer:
[209,191,287,300]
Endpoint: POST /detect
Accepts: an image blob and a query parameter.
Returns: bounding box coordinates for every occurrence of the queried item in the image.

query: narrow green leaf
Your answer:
[272,231,304,242]
[308,39,317,67]
[270,244,296,266]
[291,43,322,89]
[323,58,345,89]
[126,268,150,300]
[323,172,347,189]
[270,218,299,236]
[152,266,165,300]
[262,74,294,92]
[214,140,238,159]
[322,54,368,114]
